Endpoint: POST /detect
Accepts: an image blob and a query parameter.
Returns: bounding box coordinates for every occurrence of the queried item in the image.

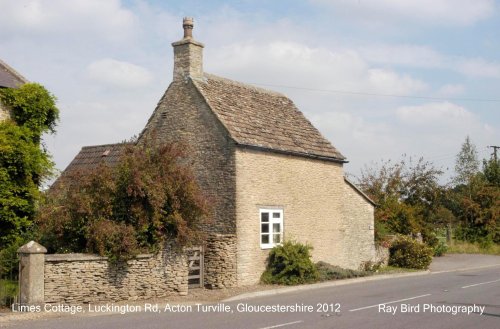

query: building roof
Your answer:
[344,177,376,206]
[52,143,130,189]
[61,143,130,174]
[0,59,28,88]
[192,74,346,162]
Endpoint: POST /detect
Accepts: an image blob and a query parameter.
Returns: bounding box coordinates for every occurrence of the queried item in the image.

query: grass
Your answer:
[0,279,18,308]
[447,241,500,256]
[375,265,422,274]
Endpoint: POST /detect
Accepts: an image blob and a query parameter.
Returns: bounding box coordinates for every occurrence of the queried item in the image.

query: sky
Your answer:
[1,0,499,183]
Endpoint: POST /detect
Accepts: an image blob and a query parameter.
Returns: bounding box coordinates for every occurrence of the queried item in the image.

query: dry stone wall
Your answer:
[44,245,187,304]
[204,234,237,288]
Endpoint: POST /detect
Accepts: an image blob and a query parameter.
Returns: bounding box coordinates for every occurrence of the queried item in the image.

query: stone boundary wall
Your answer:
[204,234,237,288]
[374,246,390,266]
[43,245,188,304]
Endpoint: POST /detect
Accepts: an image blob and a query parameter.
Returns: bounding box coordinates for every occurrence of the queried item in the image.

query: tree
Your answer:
[483,157,500,188]
[36,142,210,261]
[450,157,499,245]
[0,83,59,251]
[357,156,444,244]
[453,136,479,186]
[448,137,499,245]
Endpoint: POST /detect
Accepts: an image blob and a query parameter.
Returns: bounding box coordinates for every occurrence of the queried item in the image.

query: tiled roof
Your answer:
[193,74,346,162]
[60,143,130,176]
[52,143,130,188]
[0,59,28,88]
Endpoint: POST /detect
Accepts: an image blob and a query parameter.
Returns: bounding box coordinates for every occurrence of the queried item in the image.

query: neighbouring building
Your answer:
[0,59,28,121]
[62,18,376,287]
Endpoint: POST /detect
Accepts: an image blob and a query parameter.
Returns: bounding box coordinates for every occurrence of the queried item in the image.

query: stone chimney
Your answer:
[172,17,204,81]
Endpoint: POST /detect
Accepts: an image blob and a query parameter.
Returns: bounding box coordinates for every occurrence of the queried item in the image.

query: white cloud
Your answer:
[208,41,427,96]
[0,0,137,42]
[437,84,465,97]
[367,69,427,95]
[396,102,475,126]
[360,44,500,79]
[86,58,154,89]
[456,57,500,78]
[312,0,495,26]
[360,44,445,69]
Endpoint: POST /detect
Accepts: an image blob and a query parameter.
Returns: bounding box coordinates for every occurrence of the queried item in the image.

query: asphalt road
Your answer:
[5,265,500,329]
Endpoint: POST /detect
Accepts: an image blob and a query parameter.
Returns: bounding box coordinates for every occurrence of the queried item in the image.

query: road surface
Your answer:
[5,265,500,329]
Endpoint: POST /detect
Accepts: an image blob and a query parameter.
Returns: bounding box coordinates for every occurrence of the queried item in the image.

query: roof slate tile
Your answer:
[193,74,346,161]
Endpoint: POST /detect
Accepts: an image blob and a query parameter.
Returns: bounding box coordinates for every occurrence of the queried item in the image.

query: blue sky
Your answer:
[1,0,499,182]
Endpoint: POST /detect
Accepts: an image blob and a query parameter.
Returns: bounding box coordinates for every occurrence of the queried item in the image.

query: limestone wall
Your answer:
[235,148,375,285]
[204,234,237,288]
[139,80,237,236]
[44,245,187,304]
[339,180,376,269]
[0,101,10,121]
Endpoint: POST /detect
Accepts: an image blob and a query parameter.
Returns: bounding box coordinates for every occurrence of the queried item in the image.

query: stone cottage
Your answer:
[62,18,376,287]
[0,59,28,121]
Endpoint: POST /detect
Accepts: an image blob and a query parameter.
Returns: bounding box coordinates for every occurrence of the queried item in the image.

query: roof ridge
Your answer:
[80,142,132,149]
[202,73,287,98]
[0,59,29,84]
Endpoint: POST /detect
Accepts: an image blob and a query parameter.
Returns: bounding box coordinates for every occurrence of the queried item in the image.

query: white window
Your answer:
[260,208,283,249]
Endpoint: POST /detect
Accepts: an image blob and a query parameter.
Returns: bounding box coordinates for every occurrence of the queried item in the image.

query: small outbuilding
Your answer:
[62,18,376,287]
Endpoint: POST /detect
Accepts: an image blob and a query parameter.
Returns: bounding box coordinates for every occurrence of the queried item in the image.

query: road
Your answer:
[5,266,500,329]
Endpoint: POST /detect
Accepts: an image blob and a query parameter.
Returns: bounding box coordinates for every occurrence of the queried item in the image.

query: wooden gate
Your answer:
[186,246,203,288]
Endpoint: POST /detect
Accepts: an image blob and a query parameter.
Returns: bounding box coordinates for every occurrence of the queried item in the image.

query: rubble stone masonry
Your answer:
[235,148,375,285]
[204,234,237,288]
[44,245,187,304]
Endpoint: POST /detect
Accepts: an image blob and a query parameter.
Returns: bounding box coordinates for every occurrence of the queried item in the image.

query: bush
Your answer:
[261,241,318,285]
[361,260,384,272]
[388,235,433,269]
[87,220,140,263]
[316,261,372,281]
[36,141,209,261]
[433,241,448,257]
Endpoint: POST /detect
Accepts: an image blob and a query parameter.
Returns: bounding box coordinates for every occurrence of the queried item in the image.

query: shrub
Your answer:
[87,220,140,263]
[316,261,372,281]
[433,241,448,257]
[388,235,433,269]
[36,141,209,261]
[361,260,384,272]
[261,241,318,285]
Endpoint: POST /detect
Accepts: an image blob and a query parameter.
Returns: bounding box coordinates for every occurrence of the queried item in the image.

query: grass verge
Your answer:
[0,279,18,309]
[447,241,500,256]
[375,265,422,274]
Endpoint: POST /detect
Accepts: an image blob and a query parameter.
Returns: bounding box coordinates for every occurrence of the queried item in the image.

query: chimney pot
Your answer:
[183,17,194,39]
[172,17,204,81]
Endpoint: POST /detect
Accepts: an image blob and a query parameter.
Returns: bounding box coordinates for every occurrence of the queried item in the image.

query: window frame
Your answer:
[259,208,283,249]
